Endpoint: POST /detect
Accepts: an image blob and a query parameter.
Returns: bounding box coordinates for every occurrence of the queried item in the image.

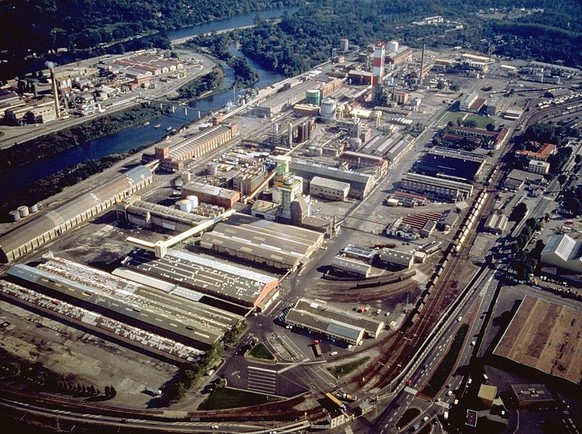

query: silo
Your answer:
[177,199,192,213]
[339,38,349,52]
[29,203,39,213]
[181,171,192,182]
[187,195,199,209]
[320,98,336,121]
[17,206,29,218]
[387,40,399,53]
[306,89,321,106]
[349,137,362,149]
[9,210,21,222]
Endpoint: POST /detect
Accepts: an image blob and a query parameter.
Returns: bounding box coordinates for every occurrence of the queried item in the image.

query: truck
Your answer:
[313,340,322,357]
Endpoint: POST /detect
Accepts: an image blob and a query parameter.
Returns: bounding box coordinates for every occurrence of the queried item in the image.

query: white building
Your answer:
[541,234,582,273]
[528,159,550,175]
[309,176,350,201]
[377,248,414,269]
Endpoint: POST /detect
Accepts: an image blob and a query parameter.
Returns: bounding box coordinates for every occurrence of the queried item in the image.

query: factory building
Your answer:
[7,259,243,350]
[5,100,57,124]
[377,248,414,269]
[460,92,479,111]
[182,182,240,209]
[414,148,485,183]
[199,213,324,271]
[541,234,582,273]
[232,167,268,196]
[122,248,279,310]
[285,299,385,345]
[151,123,240,171]
[309,177,350,201]
[0,166,153,263]
[484,212,508,234]
[253,79,318,118]
[400,172,474,201]
[517,143,556,162]
[339,151,388,176]
[330,256,372,277]
[510,385,555,409]
[290,159,377,199]
[116,197,207,231]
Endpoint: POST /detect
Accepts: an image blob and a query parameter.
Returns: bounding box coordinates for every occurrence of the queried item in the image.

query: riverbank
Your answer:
[0,68,224,218]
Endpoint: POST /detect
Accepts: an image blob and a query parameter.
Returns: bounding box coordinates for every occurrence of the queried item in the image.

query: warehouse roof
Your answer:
[493,295,582,385]
[413,150,483,182]
[285,309,365,343]
[0,166,152,261]
[293,298,384,337]
[310,176,351,191]
[8,263,223,348]
[290,159,375,188]
[122,249,279,307]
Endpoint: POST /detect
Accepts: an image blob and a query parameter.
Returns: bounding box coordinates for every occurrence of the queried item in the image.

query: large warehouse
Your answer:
[285,299,385,345]
[7,258,244,350]
[541,234,582,273]
[400,172,474,201]
[199,213,324,271]
[412,148,485,183]
[289,159,378,199]
[121,248,280,310]
[493,295,582,385]
[0,165,153,263]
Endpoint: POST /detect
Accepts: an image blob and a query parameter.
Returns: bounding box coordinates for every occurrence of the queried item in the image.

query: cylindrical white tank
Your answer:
[187,195,199,209]
[388,40,399,53]
[320,98,336,121]
[17,206,29,217]
[339,38,349,52]
[349,137,362,149]
[9,210,21,222]
[181,171,192,182]
[29,203,39,213]
[177,199,192,213]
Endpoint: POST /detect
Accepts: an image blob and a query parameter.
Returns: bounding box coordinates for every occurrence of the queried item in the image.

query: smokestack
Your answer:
[419,44,426,87]
[47,62,61,118]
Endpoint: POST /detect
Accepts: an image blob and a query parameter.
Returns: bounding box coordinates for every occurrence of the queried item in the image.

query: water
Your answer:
[1,7,293,199]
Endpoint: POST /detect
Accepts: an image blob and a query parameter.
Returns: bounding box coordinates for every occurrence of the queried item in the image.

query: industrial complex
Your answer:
[1,29,582,434]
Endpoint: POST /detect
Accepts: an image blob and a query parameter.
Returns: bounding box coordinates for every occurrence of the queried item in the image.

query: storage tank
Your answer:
[187,195,199,209]
[387,40,399,53]
[320,98,336,121]
[29,203,39,213]
[349,137,362,149]
[181,171,192,182]
[177,199,192,213]
[306,89,321,106]
[9,210,21,222]
[17,205,29,217]
[339,38,349,52]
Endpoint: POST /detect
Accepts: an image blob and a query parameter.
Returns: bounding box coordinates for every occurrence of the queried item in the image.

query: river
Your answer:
[1,7,295,199]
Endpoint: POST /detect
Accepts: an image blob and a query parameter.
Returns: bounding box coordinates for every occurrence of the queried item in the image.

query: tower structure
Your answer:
[48,63,61,118]
[419,43,426,87]
[372,42,386,103]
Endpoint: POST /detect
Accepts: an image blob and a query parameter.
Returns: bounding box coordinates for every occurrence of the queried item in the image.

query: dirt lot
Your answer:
[0,300,178,407]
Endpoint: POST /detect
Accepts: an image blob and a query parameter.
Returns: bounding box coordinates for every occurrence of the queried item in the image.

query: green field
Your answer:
[247,342,275,361]
[327,356,371,378]
[198,387,279,410]
[443,111,492,129]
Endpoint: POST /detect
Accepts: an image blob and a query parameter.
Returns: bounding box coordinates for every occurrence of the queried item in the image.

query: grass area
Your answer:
[247,342,275,361]
[198,387,279,410]
[327,356,370,378]
[421,324,469,397]
[443,111,492,129]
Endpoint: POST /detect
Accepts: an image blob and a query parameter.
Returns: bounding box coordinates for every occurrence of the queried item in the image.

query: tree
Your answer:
[449,83,459,91]
[486,123,495,131]
[509,202,528,222]
[436,80,445,90]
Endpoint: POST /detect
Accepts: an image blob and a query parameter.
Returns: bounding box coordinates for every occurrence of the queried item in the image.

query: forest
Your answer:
[0,0,580,80]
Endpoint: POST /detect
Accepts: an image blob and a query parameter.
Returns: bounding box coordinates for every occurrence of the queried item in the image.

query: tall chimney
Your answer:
[50,67,61,118]
[419,43,426,87]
